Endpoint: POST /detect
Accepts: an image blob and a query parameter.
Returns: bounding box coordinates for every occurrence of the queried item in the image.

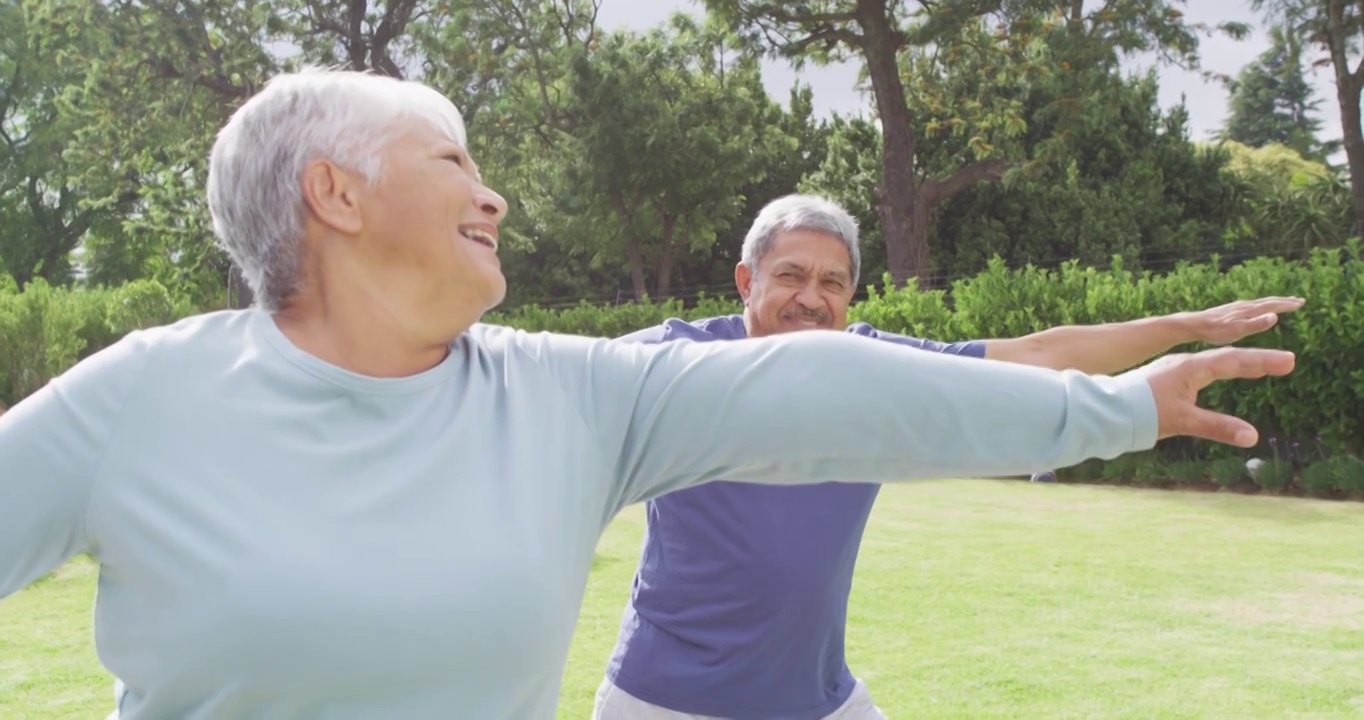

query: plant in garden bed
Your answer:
[1250,460,1294,494]
[1131,455,1174,488]
[1210,456,1249,491]
[1300,438,1344,498]
[1251,438,1295,494]
[1166,459,1208,488]
[1338,456,1364,500]
[1057,458,1104,484]
[1313,453,1364,500]
[1099,454,1144,484]
[1301,458,1341,498]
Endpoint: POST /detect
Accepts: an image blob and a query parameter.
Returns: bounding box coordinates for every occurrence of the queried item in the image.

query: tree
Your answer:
[807,68,1248,284]
[288,0,425,78]
[931,77,1246,279]
[0,2,142,287]
[798,112,887,285]
[703,0,1247,288]
[1254,0,1364,231]
[19,0,288,308]
[484,14,794,301]
[30,1,453,308]
[1224,24,1336,162]
[570,17,793,299]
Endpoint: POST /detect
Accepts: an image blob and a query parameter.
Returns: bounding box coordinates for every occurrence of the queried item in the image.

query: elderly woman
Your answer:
[0,69,1291,719]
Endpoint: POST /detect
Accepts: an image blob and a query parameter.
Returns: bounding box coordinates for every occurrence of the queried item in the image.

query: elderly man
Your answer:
[595,194,1303,720]
[1,69,1293,719]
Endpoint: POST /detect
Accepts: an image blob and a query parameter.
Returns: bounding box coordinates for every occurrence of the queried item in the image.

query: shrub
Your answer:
[1132,454,1174,488]
[0,279,197,407]
[1300,458,1341,498]
[1057,458,1104,483]
[1210,457,1249,491]
[1251,459,1295,494]
[1330,456,1364,498]
[1167,460,1207,487]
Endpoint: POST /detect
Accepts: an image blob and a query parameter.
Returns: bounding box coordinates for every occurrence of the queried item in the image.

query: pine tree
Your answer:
[1223,25,1338,162]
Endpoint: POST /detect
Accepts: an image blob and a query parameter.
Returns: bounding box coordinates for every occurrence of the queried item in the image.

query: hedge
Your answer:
[0,277,196,407]
[4,244,1360,499]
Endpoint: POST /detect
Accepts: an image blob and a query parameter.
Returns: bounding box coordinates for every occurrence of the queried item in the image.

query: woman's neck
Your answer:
[271,290,460,379]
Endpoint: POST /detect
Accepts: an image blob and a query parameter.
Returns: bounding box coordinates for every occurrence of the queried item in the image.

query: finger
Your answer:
[1243,296,1306,314]
[1179,406,1260,447]
[1196,347,1296,385]
[1231,312,1279,333]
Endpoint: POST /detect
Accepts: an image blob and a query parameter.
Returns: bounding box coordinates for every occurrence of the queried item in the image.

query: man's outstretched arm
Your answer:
[982,297,1304,375]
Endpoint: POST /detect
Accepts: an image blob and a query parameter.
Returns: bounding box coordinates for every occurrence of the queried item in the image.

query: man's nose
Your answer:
[795,282,823,309]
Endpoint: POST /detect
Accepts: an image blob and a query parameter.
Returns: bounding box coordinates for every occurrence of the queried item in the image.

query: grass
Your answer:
[4,479,1363,719]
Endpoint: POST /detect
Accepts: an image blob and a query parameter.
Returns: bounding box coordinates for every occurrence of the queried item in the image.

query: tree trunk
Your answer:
[624,239,648,301]
[18,179,89,286]
[1327,0,1364,229]
[854,0,930,288]
[654,214,678,299]
[1339,79,1364,229]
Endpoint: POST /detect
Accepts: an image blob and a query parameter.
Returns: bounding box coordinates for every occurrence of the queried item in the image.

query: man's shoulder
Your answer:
[843,321,914,343]
[843,321,883,338]
[617,314,746,345]
[843,321,986,357]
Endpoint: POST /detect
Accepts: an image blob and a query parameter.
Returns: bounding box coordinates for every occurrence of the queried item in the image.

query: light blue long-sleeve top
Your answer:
[0,309,1157,719]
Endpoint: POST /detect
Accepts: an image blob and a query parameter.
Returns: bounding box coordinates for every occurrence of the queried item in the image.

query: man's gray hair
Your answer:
[740,194,861,286]
[207,68,469,312]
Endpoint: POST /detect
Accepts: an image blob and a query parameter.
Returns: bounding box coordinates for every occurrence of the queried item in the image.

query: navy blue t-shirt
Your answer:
[605,315,985,719]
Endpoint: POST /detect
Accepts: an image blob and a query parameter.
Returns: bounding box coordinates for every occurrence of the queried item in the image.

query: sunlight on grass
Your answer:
[4,480,1362,719]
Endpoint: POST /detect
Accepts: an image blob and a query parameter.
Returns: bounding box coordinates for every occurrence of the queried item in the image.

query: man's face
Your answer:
[352,119,509,333]
[737,229,856,338]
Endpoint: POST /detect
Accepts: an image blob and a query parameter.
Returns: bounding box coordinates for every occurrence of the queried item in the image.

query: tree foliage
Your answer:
[702,0,1249,288]
[1224,24,1337,162]
[1253,0,1364,229]
[0,0,1356,316]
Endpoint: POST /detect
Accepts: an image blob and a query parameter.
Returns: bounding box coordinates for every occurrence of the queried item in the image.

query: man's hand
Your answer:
[1121,347,1296,447]
[982,296,1304,375]
[1185,296,1305,346]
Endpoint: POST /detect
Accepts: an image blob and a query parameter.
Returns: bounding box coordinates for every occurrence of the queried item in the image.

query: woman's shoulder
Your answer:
[58,310,259,391]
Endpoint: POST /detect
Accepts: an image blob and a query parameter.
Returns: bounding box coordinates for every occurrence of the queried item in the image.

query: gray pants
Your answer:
[592,676,889,720]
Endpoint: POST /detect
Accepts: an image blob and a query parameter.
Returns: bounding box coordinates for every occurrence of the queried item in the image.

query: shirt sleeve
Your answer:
[850,322,985,358]
[528,328,1158,512]
[0,330,151,598]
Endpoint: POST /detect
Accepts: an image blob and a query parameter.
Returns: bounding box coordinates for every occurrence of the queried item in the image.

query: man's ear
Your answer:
[300,159,365,235]
[735,262,754,305]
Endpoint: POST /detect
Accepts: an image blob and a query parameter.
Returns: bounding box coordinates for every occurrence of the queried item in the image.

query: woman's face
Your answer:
[350,119,510,341]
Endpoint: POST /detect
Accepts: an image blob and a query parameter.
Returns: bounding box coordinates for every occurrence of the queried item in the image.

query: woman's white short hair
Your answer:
[740,194,862,287]
[207,68,468,312]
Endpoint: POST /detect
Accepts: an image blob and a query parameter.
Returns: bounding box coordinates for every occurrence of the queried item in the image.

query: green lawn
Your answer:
[4,479,1363,719]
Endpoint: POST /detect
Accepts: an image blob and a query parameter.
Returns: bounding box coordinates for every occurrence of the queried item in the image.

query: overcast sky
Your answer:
[592,0,1345,148]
